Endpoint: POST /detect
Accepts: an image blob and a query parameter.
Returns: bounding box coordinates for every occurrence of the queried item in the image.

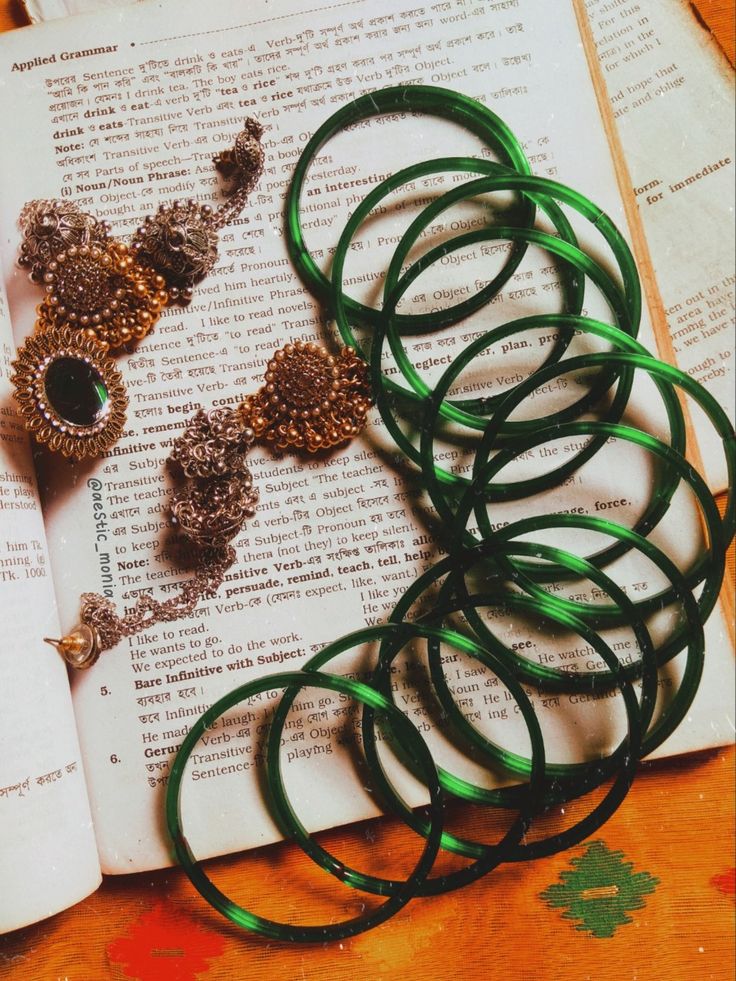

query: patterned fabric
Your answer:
[712,868,736,900]
[107,904,225,981]
[540,841,659,938]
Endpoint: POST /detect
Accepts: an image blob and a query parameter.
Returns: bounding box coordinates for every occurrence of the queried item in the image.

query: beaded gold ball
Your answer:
[37,241,168,352]
[169,407,256,479]
[240,342,373,453]
[18,199,109,283]
[131,200,220,304]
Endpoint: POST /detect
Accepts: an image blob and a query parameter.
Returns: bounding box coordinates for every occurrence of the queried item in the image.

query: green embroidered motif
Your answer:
[541,840,659,938]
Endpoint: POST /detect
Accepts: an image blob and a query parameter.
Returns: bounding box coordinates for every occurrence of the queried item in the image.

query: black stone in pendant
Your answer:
[44,356,109,427]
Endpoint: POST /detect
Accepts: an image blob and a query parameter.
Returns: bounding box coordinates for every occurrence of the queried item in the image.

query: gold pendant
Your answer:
[240,342,372,452]
[10,325,128,460]
[37,241,168,353]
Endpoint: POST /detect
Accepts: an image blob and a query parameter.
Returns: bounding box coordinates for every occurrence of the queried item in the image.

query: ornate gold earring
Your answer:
[10,325,128,460]
[10,118,265,461]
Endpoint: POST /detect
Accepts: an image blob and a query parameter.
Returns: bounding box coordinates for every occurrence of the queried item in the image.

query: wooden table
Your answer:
[0,3,733,979]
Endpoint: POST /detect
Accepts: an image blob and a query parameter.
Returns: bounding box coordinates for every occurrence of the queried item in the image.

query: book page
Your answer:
[22,0,146,24]
[24,0,735,488]
[0,286,100,932]
[584,0,735,491]
[0,0,732,875]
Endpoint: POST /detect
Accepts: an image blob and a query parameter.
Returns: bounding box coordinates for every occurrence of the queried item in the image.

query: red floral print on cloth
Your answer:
[711,868,736,899]
[107,903,226,981]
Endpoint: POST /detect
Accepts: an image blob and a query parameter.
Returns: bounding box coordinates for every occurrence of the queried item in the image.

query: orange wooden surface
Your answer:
[0,3,734,980]
[1,746,735,981]
[694,0,736,63]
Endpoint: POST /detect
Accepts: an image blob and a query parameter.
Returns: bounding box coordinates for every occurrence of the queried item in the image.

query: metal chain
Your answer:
[81,545,236,651]
[211,170,263,230]
[211,119,265,230]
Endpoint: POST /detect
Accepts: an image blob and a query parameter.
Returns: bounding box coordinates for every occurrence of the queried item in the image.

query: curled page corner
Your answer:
[22,0,147,24]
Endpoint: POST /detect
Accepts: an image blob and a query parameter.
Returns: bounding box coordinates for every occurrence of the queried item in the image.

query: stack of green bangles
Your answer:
[166,86,735,942]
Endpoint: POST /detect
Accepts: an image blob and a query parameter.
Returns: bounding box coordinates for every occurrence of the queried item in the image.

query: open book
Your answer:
[0,0,733,935]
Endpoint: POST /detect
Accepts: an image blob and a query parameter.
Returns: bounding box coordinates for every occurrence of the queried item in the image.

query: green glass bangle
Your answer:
[353,171,640,498]
[381,170,642,341]
[166,669,443,942]
[468,343,732,515]
[466,418,726,628]
[464,353,732,611]
[432,537,657,699]
[264,623,546,894]
[363,545,662,861]
[391,514,705,756]
[428,531,702,758]
[364,588,645,864]
[413,316,728,616]
[386,541,658,753]
[443,515,701,685]
[422,585,651,788]
[373,175,640,430]
[414,326,730,682]
[448,516,705,758]
[369,227,640,500]
[328,156,583,414]
[285,84,537,331]
[415,315,680,489]
[415,318,686,581]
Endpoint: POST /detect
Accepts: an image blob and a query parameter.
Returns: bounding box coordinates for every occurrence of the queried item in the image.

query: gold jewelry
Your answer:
[11,118,265,460]
[18,198,110,283]
[37,241,168,352]
[48,341,372,667]
[10,325,127,460]
[44,624,101,670]
[241,341,373,453]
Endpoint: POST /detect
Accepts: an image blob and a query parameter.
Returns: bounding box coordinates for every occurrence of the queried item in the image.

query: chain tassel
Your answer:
[79,545,236,653]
